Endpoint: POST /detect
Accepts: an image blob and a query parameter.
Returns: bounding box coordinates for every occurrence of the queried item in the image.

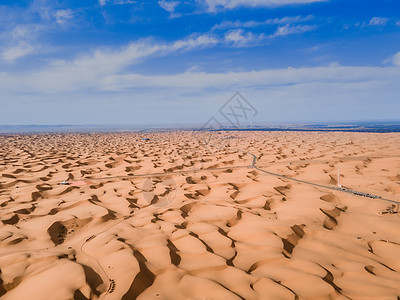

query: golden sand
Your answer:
[0,131,399,299]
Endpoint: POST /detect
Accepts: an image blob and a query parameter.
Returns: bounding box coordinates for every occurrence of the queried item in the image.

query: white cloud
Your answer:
[2,59,400,124]
[0,5,69,62]
[1,35,399,125]
[200,0,326,11]
[393,51,400,67]
[0,34,218,92]
[54,9,74,25]
[396,20,400,27]
[171,34,218,49]
[159,0,180,13]
[3,60,399,93]
[1,43,400,124]
[271,24,317,37]
[99,0,135,6]
[224,29,264,47]
[369,17,388,26]
[99,64,400,91]
[212,15,313,30]
[1,24,44,42]
[2,42,34,62]
[3,36,398,95]
[10,26,33,39]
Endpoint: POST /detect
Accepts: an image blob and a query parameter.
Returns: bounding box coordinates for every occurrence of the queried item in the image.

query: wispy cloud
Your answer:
[393,51,400,67]
[2,42,34,62]
[3,32,399,95]
[158,0,180,13]
[0,23,45,62]
[99,0,136,6]
[271,24,317,37]
[170,34,218,51]
[100,64,400,91]
[368,17,388,26]
[224,29,265,47]
[212,15,313,30]
[0,3,76,63]
[199,0,326,12]
[54,9,74,25]
[7,24,43,40]
[0,34,218,92]
[2,57,400,124]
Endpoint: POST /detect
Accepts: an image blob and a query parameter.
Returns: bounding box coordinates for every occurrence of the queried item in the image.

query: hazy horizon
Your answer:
[2,120,400,134]
[2,119,400,126]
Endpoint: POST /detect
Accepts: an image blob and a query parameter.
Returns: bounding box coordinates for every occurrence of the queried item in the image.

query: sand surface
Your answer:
[0,131,400,299]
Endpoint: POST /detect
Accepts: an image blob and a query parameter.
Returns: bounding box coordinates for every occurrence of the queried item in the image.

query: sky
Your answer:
[0,0,400,125]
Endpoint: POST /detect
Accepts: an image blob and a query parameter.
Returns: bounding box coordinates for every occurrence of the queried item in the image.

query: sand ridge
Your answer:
[0,131,400,299]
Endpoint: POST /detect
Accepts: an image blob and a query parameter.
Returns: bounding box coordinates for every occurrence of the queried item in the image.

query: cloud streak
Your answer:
[200,0,326,12]
[224,29,265,47]
[158,0,180,13]
[212,15,313,30]
[1,36,399,95]
[393,51,400,67]
[368,17,388,26]
[99,0,136,6]
[54,9,74,25]
[1,34,218,93]
[271,24,317,37]
[2,60,399,124]
[2,42,34,62]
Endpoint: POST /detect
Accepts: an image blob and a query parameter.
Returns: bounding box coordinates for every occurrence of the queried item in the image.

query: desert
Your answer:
[0,131,400,299]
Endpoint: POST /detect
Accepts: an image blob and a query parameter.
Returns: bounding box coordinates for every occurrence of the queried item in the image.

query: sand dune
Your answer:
[0,131,400,299]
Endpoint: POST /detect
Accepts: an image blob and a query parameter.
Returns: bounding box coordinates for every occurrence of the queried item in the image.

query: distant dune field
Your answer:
[0,131,400,299]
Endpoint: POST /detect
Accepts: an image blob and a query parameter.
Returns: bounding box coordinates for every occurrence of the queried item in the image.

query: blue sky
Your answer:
[0,0,400,125]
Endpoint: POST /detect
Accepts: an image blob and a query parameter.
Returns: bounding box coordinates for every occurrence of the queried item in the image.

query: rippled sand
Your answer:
[0,131,400,299]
